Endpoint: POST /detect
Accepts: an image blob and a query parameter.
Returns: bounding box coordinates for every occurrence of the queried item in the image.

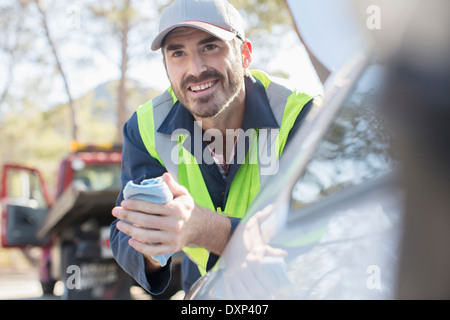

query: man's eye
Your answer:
[204,44,217,51]
[172,50,184,57]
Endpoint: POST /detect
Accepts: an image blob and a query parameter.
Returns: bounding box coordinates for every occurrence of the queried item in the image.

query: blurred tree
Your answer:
[0,1,32,110]
[33,0,80,142]
[85,0,159,144]
[233,0,293,46]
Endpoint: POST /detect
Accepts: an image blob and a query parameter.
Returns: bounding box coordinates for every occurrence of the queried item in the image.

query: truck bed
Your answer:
[37,183,119,238]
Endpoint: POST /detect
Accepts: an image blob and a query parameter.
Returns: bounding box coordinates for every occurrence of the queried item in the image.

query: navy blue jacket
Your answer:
[110,75,313,294]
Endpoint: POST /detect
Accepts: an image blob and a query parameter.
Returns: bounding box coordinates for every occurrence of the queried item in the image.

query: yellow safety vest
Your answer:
[136,71,312,275]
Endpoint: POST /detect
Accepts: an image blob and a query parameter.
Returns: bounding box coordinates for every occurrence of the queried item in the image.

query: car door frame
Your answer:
[1,164,51,248]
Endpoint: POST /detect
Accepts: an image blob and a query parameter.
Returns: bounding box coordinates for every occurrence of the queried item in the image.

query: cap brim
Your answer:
[151,21,236,51]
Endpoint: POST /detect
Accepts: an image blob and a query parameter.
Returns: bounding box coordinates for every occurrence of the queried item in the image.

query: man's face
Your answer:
[162,27,245,119]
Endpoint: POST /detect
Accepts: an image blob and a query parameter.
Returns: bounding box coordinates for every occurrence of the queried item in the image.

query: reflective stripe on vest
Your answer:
[136,71,311,275]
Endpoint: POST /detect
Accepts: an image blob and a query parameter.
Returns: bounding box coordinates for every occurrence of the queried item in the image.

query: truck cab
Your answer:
[56,144,122,197]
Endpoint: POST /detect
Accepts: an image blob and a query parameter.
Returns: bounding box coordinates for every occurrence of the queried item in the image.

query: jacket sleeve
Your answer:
[110,112,171,294]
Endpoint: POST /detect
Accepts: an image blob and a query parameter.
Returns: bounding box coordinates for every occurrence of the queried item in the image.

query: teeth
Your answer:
[191,81,214,92]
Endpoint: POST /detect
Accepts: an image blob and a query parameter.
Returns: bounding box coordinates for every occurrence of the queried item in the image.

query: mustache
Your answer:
[181,69,224,90]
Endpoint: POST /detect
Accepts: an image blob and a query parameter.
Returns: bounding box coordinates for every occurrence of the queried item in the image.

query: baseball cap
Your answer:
[151,0,245,51]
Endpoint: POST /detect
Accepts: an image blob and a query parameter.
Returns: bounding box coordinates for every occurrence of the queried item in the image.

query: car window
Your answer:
[290,64,396,210]
[5,168,48,209]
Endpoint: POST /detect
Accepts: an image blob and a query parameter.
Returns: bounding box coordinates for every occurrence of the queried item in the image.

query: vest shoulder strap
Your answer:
[251,70,312,155]
[137,90,179,177]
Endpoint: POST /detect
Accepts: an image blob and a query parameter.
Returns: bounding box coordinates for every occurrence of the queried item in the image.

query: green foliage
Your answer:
[232,0,293,63]
[233,0,292,37]
[0,102,71,189]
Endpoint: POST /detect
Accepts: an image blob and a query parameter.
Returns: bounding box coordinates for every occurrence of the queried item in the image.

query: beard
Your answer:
[171,59,245,119]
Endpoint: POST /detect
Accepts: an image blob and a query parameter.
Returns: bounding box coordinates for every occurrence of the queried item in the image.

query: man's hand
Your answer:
[112,173,231,268]
[220,205,288,299]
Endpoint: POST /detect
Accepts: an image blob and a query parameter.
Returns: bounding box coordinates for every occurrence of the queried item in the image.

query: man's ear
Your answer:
[242,40,253,69]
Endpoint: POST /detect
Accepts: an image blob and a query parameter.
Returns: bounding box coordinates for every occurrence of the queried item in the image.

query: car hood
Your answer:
[287,0,370,74]
[287,0,434,78]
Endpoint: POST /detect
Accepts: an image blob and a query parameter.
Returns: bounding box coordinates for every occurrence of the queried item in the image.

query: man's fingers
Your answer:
[116,220,171,245]
[265,246,288,258]
[162,172,189,198]
[113,206,166,227]
[128,238,174,257]
[253,204,274,222]
[119,199,168,216]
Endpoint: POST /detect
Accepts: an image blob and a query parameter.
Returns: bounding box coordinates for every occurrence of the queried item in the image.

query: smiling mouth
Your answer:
[188,80,218,93]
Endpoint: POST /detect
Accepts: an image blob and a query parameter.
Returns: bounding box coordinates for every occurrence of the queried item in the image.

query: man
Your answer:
[110,0,314,295]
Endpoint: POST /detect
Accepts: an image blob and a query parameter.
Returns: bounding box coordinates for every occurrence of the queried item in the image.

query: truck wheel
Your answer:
[40,281,56,295]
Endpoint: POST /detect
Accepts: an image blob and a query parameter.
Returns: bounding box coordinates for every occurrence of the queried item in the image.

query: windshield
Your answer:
[291,64,396,210]
[73,164,122,191]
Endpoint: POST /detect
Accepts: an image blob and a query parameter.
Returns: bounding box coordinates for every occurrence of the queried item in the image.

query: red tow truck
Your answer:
[0,144,133,299]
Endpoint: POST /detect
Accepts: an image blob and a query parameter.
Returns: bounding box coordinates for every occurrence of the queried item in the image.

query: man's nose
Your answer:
[187,53,207,78]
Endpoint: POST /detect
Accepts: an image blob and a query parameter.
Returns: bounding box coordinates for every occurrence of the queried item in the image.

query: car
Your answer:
[185,51,403,300]
[185,0,450,300]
